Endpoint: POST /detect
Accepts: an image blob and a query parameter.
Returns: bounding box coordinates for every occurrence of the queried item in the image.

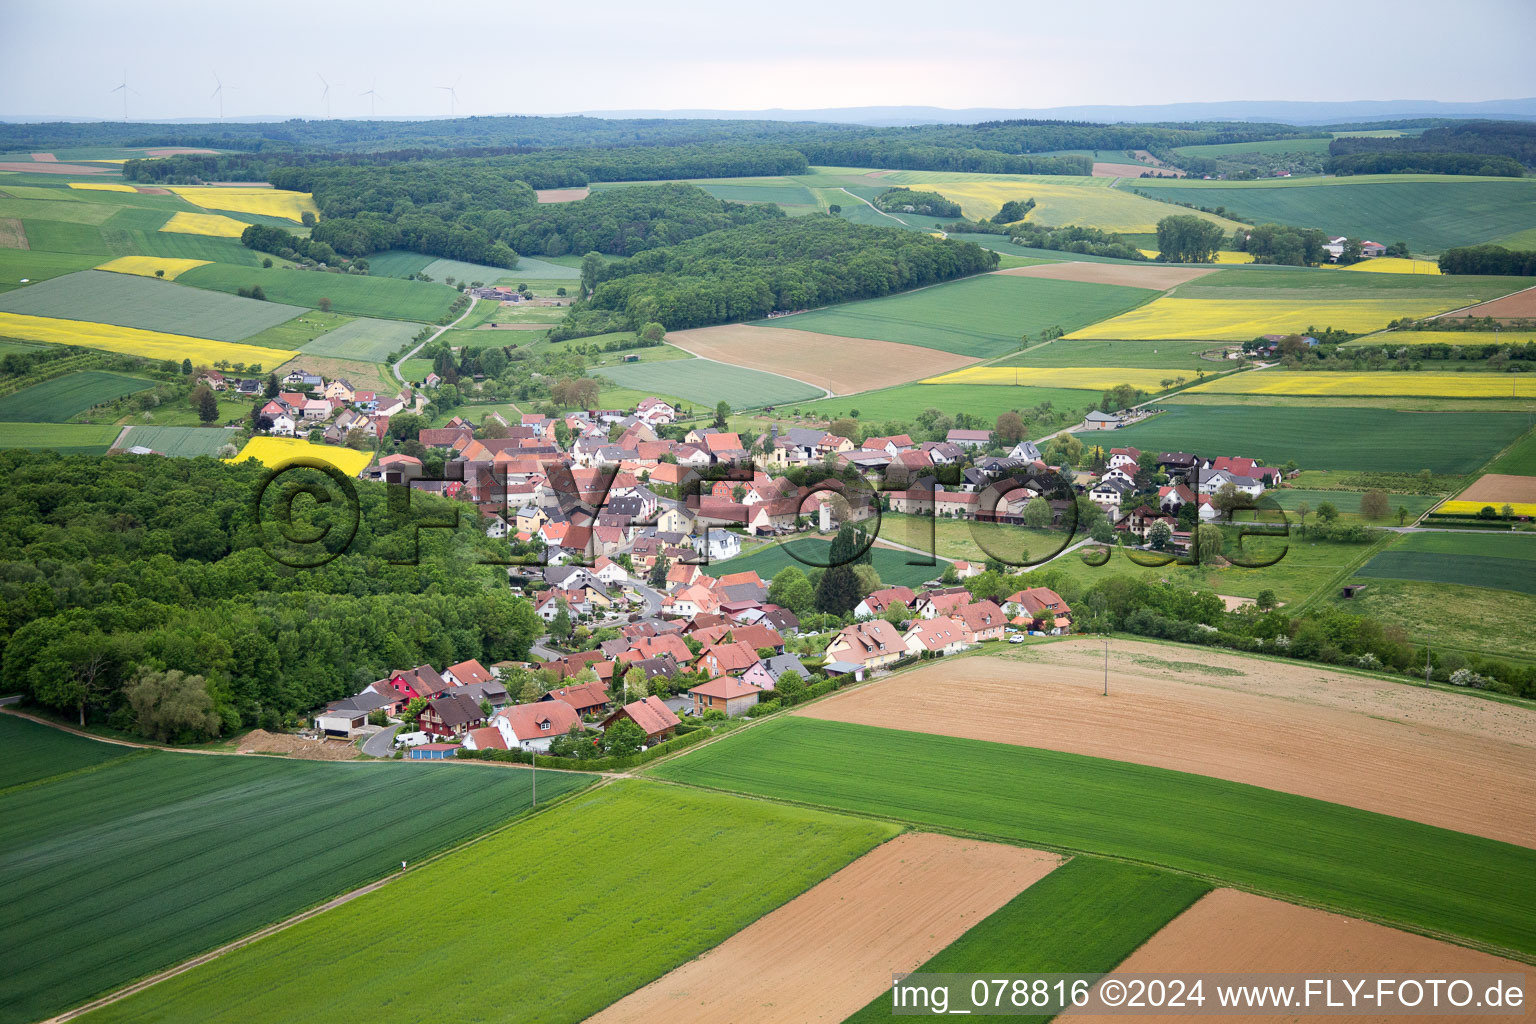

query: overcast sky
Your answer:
[3,0,1534,121]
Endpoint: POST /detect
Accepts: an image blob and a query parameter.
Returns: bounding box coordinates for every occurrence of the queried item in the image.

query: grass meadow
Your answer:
[1485,426,1536,476]
[117,425,234,457]
[1128,174,1536,252]
[758,273,1155,358]
[1074,404,1531,473]
[0,371,151,422]
[0,249,103,292]
[78,781,896,1024]
[1325,578,1536,662]
[844,857,1212,1022]
[0,748,591,1024]
[0,270,303,342]
[299,316,424,361]
[799,383,1100,423]
[0,422,121,453]
[651,718,1536,958]
[177,264,459,323]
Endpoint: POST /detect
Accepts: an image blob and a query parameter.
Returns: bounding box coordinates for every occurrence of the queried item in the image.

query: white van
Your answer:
[395,730,431,748]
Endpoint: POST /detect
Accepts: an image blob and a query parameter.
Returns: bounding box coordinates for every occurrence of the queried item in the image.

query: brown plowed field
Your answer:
[996,262,1215,290]
[586,833,1060,1024]
[0,161,106,174]
[535,187,589,203]
[1438,285,1536,319]
[1093,161,1165,178]
[145,148,218,157]
[1066,889,1529,1024]
[0,218,28,250]
[665,324,977,395]
[236,729,358,760]
[797,639,1536,847]
[1456,473,1536,502]
[30,152,57,161]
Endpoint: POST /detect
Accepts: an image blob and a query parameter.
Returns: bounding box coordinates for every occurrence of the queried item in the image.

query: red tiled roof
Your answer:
[496,700,581,741]
[689,676,762,700]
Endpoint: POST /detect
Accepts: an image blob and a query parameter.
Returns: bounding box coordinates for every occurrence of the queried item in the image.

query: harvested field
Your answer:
[0,161,106,174]
[666,324,977,395]
[133,186,171,195]
[1438,284,1536,319]
[235,729,358,760]
[995,262,1215,289]
[0,218,26,249]
[1092,160,1163,178]
[587,833,1060,1024]
[1065,889,1530,1024]
[1457,472,1536,504]
[797,640,1536,847]
[31,153,56,161]
[535,187,589,203]
[145,148,218,157]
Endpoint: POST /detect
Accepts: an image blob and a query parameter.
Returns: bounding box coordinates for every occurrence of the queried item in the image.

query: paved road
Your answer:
[361,724,400,757]
[391,295,478,384]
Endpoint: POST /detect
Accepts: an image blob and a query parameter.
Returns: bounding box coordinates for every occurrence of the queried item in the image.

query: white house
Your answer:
[636,397,677,425]
[490,700,582,752]
[269,413,296,436]
[1197,470,1265,498]
[1008,440,1042,462]
[1099,466,1137,487]
[592,556,630,586]
[902,617,972,657]
[485,513,509,539]
[699,528,743,562]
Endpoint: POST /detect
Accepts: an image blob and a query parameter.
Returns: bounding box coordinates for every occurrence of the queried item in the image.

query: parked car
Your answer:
[1008,636,1026,644]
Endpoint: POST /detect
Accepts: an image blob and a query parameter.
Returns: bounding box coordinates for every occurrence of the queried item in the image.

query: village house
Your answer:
[1006,587,1072,633]
[902,617,971,657]
[602,695,682,744]
[823,619,905,671]
[946,428,993,448]
[540,681,612,717]
[855,585,917,619]
[912,588,972,620]
[957,600,1007,643]
[491,700,582,752]
[313,690,392,738]
[689,676,763,717]
[419,692,487,738]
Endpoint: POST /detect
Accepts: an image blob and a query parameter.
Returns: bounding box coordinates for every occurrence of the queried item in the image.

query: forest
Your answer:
[502,183,785,257]
[1328,120,1536,169]
[579,216,999,329]
[874,187,962,218]
[1438,244,1536,276]
[0,452,542,738]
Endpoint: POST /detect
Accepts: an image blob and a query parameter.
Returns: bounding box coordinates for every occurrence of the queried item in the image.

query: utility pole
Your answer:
[1425,643,1432,685]
[530,743,536,806]
[1102,636,1109,696]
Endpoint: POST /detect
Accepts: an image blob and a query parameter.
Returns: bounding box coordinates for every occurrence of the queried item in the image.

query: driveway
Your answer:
[361,724,399,757]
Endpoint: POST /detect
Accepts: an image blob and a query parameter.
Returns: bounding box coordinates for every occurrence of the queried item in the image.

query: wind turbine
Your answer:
[211,72,227,122]
[316,73,341,118]
[437,77,460,117]
[360,79,383,118]
[109,70,138,122]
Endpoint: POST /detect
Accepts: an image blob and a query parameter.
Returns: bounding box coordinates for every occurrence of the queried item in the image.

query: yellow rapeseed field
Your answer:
[922,366,1182,390]
[1185,370,1533,398]
[1137,249,1254,264]
[1065,296,1444,340]
[909,180,1242,234]
[0,312,296,367]
[1343,257,1441,275]
[167,186,319,223]
[226,437,373,476]
[67,182,137,193]
[95,256,210,280]
[160,211,250,237]
[1437,500,1536,517]
[1346,330,1536,347]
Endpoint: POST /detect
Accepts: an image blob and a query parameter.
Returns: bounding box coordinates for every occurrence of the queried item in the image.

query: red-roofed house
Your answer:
[492,700,581,752]
[540,681,612,716]
[444,658,494,688]
[461,725,508,751]
[699,640,762,677]
[912,588,972,620]
[689,676,763,717]
[824,619,905,670]
[956,600,1007,643]
[1005,587,1072,634]
[601,696,681,744]
[903,616,971,657]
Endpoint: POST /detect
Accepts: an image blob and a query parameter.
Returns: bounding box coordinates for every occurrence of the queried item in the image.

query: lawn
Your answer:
[1351,531,1536,596]
[1486,426,1536,476]
[1073,404,1532,474]
[844,857,1212,1023]
[80,781,896,1024]
[176,264,459,323]
[0,421,120,454]
[299,316,425,362]
[1327,578,1536,661]
[0,270,304,342]
[592,356,823,409]
[0,371,151,422]
[710,536,947,588]
[651,718,1536,958]
[800,383,1100,425]
[758,274,1155,358]
[0,749,592,1024]
[117,425,235,457]
[0,715,132,790]
[1128,174,1536,252]
[878,512,1063,566]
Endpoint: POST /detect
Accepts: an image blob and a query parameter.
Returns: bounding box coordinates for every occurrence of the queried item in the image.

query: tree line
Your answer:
[0,452,542,740]
[1328,120,1536,170]
[1438,244,1536,276]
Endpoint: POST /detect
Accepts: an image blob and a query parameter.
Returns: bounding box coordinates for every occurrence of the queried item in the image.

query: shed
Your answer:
[408,743,459,760]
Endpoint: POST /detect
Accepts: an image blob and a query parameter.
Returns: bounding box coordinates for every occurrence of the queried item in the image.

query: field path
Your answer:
[391,295,477,384]
[838,186,908,227]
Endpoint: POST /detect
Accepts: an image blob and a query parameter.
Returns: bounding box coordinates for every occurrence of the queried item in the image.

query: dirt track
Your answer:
[996,263,1216,290]
[666,324,978,395]
[797,639,1536,847]
[586,833,1060,1024]
[1456,473,1536,503]
[1065,889,1529,1024]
